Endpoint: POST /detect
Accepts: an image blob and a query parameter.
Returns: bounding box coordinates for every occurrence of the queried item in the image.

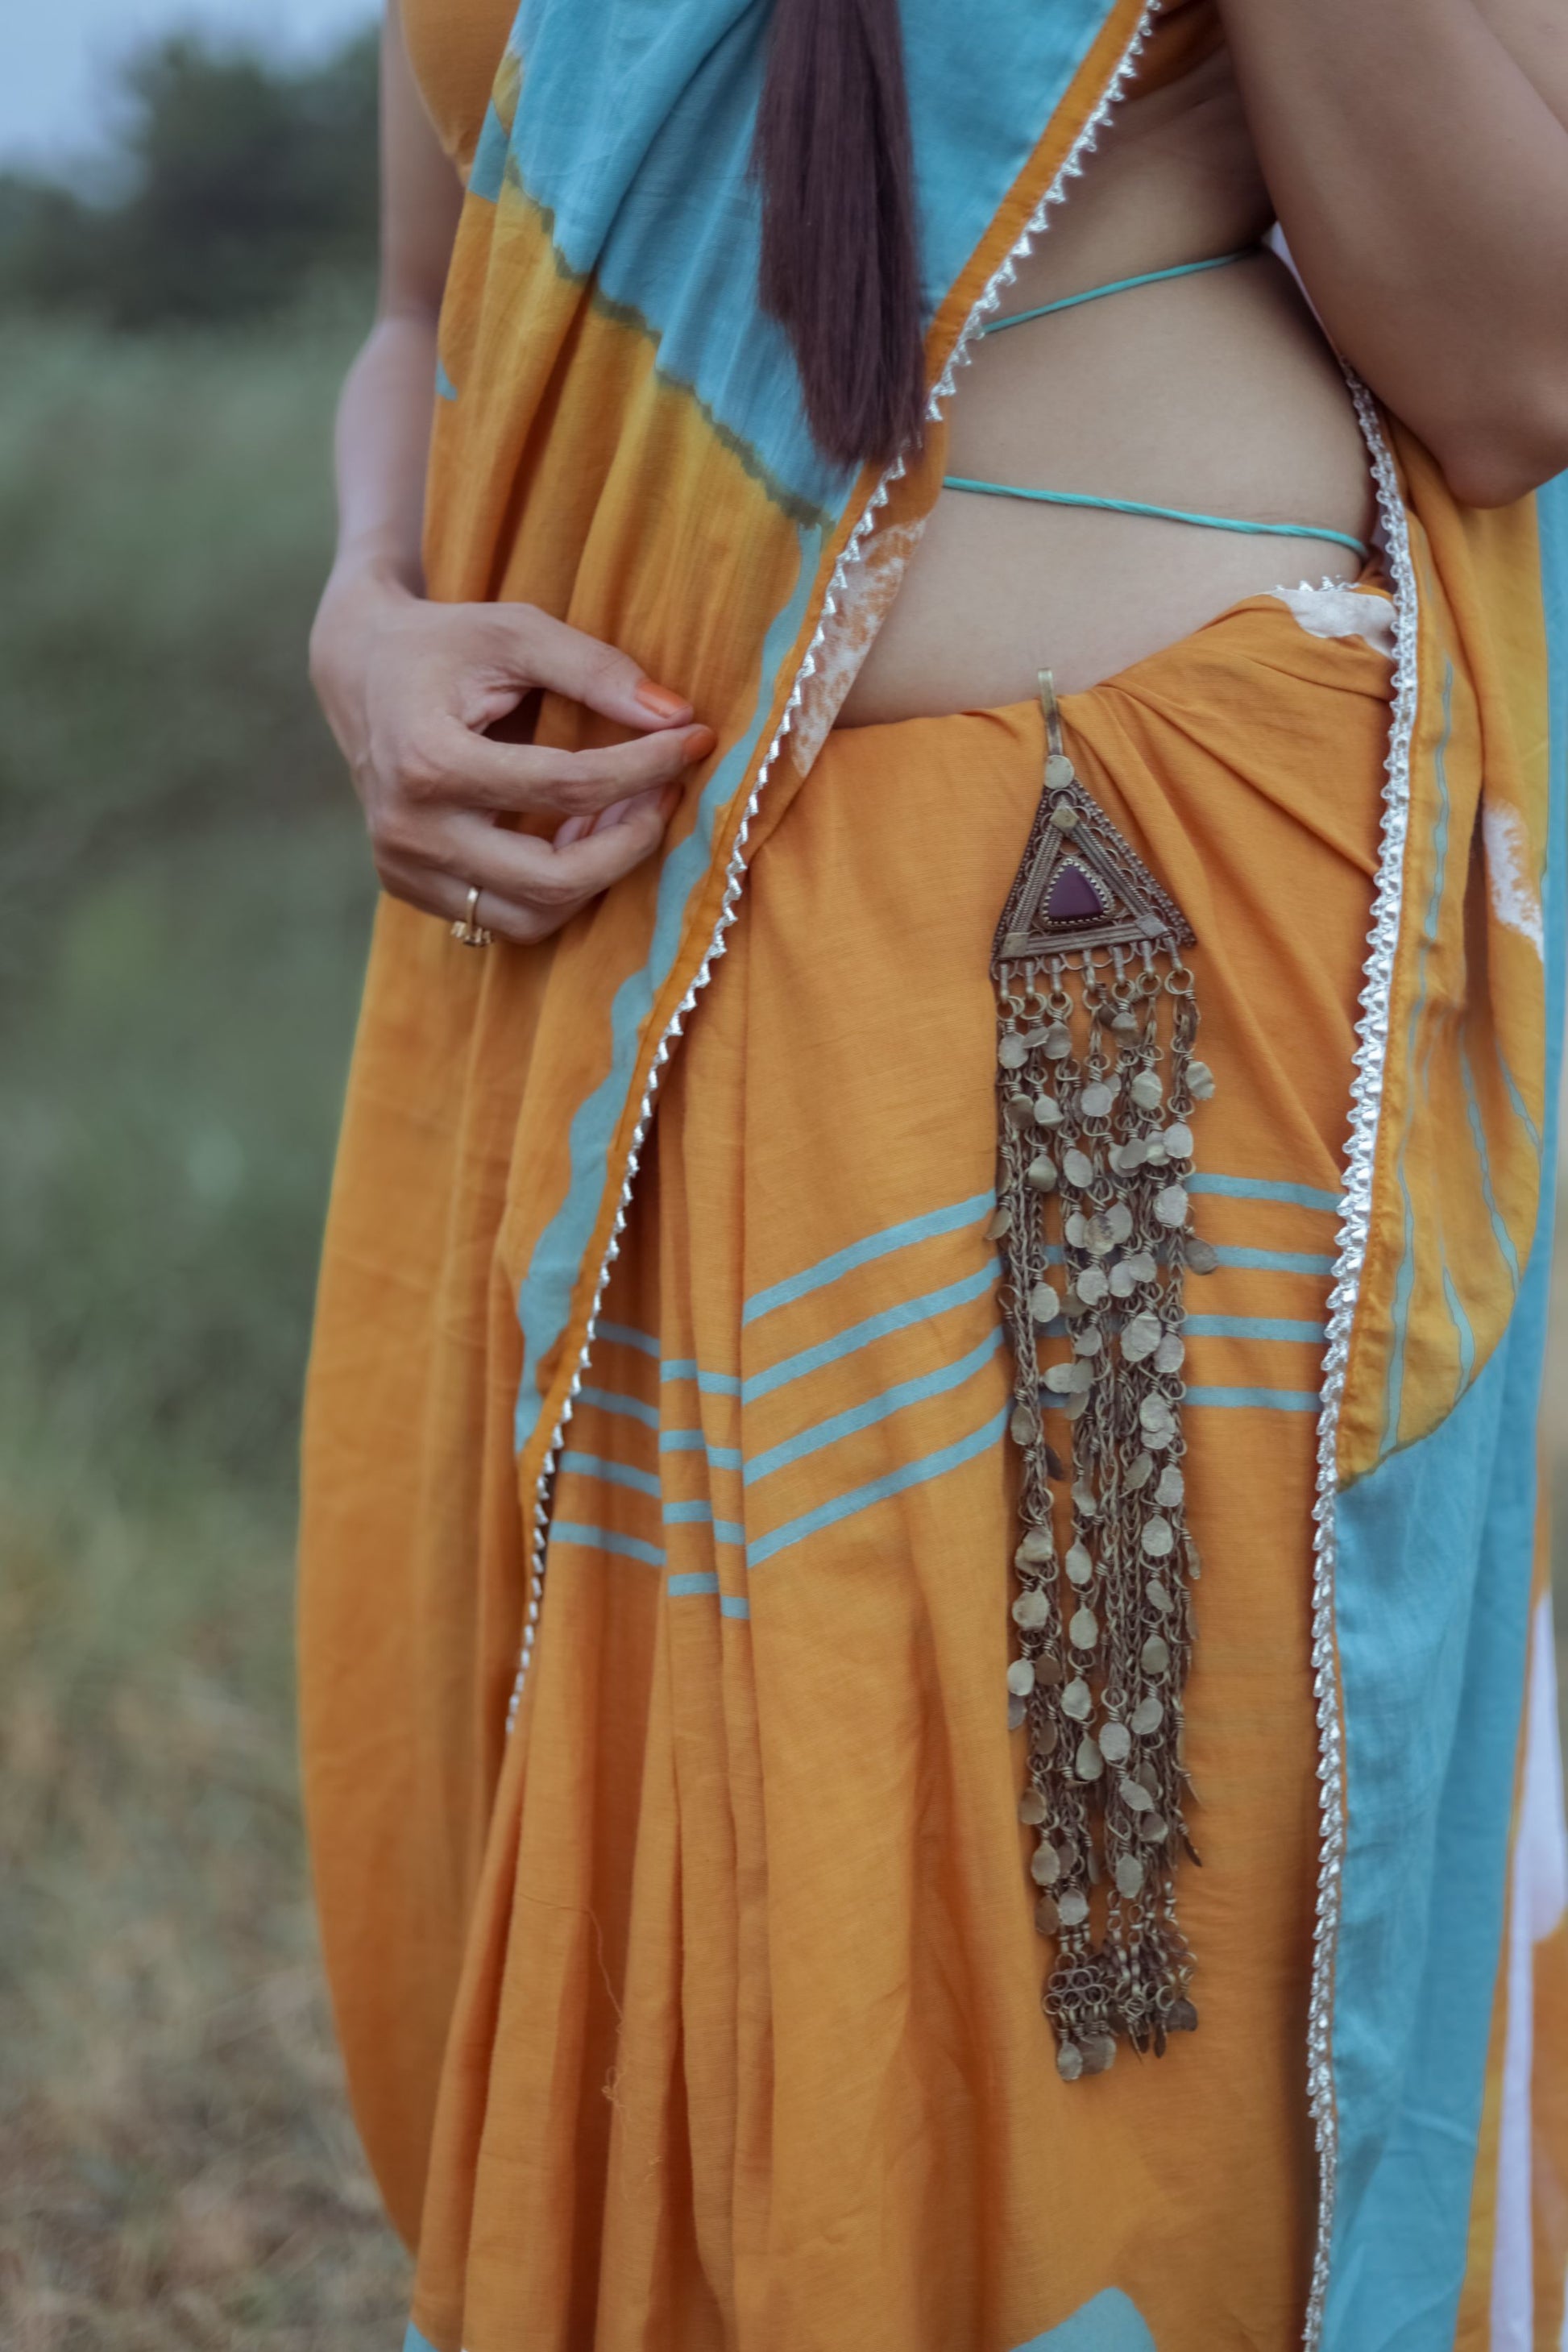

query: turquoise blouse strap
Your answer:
[939,478,1371,560]
[979,247,1260,338]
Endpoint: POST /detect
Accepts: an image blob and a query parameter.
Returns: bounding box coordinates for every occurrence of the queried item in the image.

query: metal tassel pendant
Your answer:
[992,670,1215,2080]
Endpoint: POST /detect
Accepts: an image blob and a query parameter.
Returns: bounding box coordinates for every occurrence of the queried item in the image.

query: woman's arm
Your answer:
[320,0,462,607]
[1217,0,1568,504]
[309,2,714,947]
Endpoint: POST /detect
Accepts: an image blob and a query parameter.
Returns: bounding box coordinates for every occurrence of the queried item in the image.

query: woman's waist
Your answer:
[841,261,1376,724]
[947,251,1370,527]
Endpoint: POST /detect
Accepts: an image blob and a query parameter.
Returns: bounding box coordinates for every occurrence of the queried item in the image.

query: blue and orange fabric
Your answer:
[297,2,1568,2345]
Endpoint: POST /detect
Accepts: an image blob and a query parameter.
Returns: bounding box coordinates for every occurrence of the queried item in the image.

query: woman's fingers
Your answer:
[349,596,714,923]
[395,715,716,819]
[478,600,696,733]
[376,792,672,945]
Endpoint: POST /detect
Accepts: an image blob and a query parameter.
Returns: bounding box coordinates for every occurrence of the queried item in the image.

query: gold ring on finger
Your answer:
[450,884,495,948]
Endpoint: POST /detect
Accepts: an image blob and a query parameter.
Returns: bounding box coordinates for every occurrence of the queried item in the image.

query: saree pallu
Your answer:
[299,2,1568,2344]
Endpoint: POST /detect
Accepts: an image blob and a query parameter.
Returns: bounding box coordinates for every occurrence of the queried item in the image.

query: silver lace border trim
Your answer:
[1300,375,1419,2349]
[505,2,1162,1732]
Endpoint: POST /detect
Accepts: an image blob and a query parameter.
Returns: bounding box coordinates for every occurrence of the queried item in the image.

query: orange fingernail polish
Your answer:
[683,725,716,761]
[634,679,691,721]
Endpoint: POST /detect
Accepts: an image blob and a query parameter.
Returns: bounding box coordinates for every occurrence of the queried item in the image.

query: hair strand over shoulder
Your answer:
[753,0,928,471]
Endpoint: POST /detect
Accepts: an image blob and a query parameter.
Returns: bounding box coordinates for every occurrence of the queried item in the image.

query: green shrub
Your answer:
[0,300,375,1497]
[0,29,378,330]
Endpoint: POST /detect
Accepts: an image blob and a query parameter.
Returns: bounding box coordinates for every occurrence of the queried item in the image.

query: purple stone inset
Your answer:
[1045,858,1109,925]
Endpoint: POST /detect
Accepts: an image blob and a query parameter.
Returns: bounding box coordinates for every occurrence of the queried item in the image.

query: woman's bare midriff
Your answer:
[838,47,1378,724]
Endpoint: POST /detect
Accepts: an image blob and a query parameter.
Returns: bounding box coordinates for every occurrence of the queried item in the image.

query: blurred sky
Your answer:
[4,0,378,171]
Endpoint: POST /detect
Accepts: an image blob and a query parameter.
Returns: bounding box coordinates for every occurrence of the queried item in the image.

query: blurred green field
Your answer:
[0,301,408,2346]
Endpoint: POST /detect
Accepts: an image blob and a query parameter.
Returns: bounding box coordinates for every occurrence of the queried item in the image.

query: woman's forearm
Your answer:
[309,303,447,772]
[1217,0,1568,502]
[329,305,442,596]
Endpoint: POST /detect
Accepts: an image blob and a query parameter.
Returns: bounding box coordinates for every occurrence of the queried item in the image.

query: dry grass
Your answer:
[0,1426,411,2351]
[0,301,407,2349]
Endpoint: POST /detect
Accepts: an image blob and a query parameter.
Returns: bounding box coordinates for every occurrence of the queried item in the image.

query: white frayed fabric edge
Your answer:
[1299,374,1419,2350]
[504,5,1162,1733]
[1268,582,1396,660]
[1481,799,1547,960]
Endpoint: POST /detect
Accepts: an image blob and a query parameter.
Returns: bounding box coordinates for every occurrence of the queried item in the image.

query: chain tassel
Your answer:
[991,673,1217,2080]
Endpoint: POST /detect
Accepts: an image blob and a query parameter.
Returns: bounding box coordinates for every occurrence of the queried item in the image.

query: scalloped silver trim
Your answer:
[504,6,1162,1734]
[1299,375,1419,2348]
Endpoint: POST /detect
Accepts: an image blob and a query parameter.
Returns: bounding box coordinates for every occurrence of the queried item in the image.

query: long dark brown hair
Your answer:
[753,0,927,471]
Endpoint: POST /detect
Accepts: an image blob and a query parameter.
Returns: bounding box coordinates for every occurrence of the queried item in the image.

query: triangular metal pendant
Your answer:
[993,676,1194,972]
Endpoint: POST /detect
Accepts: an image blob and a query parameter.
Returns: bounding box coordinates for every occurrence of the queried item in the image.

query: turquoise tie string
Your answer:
[940,479,1371,560]
[948,243,1371,560]
[978,247,1259,337]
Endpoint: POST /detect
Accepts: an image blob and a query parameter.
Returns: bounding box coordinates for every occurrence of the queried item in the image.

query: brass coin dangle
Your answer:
[991,670,1214,2077]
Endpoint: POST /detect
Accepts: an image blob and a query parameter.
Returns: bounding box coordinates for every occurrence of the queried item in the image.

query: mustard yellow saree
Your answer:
[299,3,1568,2343]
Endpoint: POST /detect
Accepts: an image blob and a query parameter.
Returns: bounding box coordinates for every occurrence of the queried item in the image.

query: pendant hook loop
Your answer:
[1038,667,1065,759]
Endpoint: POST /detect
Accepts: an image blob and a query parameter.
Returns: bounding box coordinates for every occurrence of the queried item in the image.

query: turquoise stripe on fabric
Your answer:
[1325,1330,1538,2337]
[1498,1047,1543,1155]
[1321,472,1568,2340]
[1209,1243,1334,1276]
[514,527,824,1454]
[1440,1265,1477,1396]
[744,1263,997,1405]
[598,1319,662,1357]
[591,1201,1330,1454]
[433,358,458,403]
[666,1570,749,1616]
[744,1328,1004,1487]
[748,1407,1008,1569]
[558,1450,661,1497]
[403,2324,442,2352]
[1458,1038,1521,1289]
[659,1429,745,1473]
[980,248,1256,335]
[577,1385,661,1429]
[467,93,508,203]
[741,1192,993,1327]
[550,1521,665,1568]
[661,1361,744,1396]
[942,477,1371,558]
[662,1498,745,1545]
[1188,1172,1340,1212]
[1185,1385,1321,1412]
[1010,2287,1158,2350]
[1183,1315,1327,1343]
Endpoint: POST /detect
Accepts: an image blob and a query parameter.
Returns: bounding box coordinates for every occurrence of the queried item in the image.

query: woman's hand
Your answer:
[309,0,713,940]
[310,566,716,947]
